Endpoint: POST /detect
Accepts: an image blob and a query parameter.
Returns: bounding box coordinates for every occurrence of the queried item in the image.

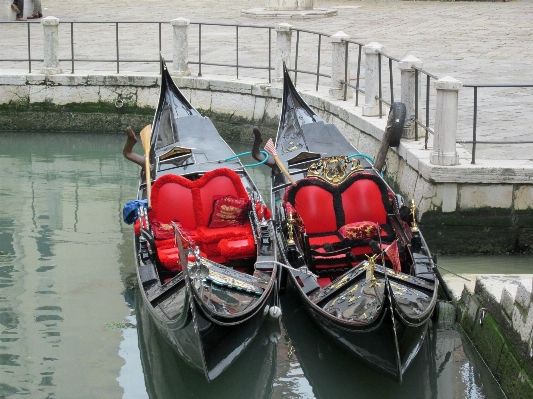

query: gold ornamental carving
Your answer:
[307,156,363,185]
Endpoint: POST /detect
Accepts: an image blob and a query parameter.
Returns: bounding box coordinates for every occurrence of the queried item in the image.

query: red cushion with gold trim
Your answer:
[338,221,380,240]
[208,195,251,228]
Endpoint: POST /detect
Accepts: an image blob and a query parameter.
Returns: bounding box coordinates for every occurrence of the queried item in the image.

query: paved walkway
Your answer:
[2,0,533,161]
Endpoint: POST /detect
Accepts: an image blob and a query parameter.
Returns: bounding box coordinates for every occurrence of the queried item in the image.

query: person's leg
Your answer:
[12,0,24,19]
[28,0,43,18]
[33,0,42,15]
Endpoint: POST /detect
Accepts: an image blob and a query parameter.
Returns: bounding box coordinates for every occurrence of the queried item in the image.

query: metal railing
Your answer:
[1,20,532,164]
[460,84,533,164]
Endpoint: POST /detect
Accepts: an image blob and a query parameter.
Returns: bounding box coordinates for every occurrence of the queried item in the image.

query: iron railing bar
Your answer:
[268,28,271,83]
[389,57,394,105]
[472,86,478,164]
[355,45,362,107]
[413,65,438,80]
[425,74,430,149]
[158,23,162,55]
[342,38,366,47]
[316,34,321,91]
[116,22,119,74]
[378,52,382,118]
[27,22,31,73]
[464,83,533,88]
[71,22,74,73]
[294,30,299,87]
[198,24,202,77]
[343,41,348,101]
[414,119,434,134]
[286,68,330,78]
[458,140,533,144]
[414,69,419,141]
[236,25,239,79]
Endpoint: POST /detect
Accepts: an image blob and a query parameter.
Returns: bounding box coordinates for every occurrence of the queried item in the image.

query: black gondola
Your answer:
[257,65,439,382]
[123,60,278,381]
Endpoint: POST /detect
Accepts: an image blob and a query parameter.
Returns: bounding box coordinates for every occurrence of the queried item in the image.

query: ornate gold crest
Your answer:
[307,156,363,185]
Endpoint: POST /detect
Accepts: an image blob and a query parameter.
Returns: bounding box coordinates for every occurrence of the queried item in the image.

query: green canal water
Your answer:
[1,132,529,399]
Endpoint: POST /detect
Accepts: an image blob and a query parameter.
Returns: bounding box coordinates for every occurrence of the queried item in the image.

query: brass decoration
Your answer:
[365,254,378,288]
[410,199,419,232]
[159,146,192,161]
[206,270,263,295]
[307,156,363,185]
[287,211,295,245]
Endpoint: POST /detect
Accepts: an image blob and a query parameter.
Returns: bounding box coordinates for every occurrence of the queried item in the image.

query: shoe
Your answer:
[27,13,39,19]
[16,18,26,21]
[38,13,43,18]
[11,3,20,13]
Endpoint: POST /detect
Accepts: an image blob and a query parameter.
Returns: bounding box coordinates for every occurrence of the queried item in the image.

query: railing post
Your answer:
[430,76,462,166]
[329,31,352,100]
[41,16,62,75]
[398,55,423,139]
[170,18,191,76]
[362,42,384,116]
[273,23,293,87]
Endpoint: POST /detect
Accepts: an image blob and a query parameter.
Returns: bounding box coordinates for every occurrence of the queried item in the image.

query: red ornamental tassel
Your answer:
[387,241,402,274]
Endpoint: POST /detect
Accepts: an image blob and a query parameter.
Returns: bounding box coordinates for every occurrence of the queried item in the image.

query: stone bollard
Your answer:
[399,55,422,139]
[273,23,293,87]
[41,16,62,75]
[329,31,352,100]
[362,42,384,117]
[170,18,191,77]
[430,76,462,166]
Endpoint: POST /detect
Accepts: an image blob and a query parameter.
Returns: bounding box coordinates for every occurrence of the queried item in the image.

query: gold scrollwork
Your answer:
[307,156,363,185]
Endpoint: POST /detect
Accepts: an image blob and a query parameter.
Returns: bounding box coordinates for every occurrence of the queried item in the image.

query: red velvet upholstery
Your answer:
[294,185,337,234]
[148,168,256,270]
[284,172,394,273]
[342,179,388,225]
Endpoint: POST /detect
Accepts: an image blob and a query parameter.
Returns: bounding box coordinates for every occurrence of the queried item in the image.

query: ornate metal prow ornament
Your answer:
[410,199,419,232]
[286,211,296,246]
[365,254,378,287]
[307,156,363,185]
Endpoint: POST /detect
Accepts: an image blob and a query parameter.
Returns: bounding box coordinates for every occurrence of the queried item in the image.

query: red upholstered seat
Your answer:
[283,172,394,274]
[148,168,256,270]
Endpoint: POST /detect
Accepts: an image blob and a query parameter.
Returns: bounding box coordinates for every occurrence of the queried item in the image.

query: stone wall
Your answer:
[456,276,533,399]
[1,72,532,253]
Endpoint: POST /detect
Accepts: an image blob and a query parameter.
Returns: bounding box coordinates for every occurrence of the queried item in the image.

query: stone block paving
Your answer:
[1,0,533,161]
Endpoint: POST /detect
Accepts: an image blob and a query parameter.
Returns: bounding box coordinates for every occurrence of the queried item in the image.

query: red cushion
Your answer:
[151,220,176,239]
[294,185,337,234]
[338,221,380,240]
[218,236,256,259]
[342,179,388,225]
[208,195,251,228]
[197,224,253,243]
[308,234,341,247]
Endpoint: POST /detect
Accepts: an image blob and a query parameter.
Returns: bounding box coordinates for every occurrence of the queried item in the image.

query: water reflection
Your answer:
[135,288,278,399]
[0,133,511,399]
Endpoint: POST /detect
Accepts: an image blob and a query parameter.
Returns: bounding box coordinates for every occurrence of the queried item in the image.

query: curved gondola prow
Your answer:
[150,57,201,152]
[277,63,319,140]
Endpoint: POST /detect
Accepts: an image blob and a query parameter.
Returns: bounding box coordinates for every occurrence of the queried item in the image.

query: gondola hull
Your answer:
[268,65,439,382]
[128,59,278,381]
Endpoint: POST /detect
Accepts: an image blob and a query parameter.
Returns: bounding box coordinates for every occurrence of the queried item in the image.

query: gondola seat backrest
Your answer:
[284,172,392,232]
[284,172,393,271]
[148,168,255,269]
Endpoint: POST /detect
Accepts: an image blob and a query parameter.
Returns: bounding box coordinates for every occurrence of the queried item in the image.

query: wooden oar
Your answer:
[139,124,153,209]
[264,138,296,186]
